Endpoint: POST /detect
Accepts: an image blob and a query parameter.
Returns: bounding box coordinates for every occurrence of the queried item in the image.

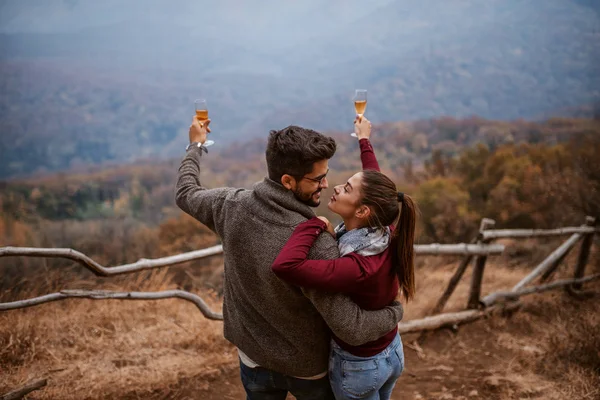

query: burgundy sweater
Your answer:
[272,139,399,357]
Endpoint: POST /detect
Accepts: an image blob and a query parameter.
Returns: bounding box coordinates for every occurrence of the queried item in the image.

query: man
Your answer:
[176,117,403,399]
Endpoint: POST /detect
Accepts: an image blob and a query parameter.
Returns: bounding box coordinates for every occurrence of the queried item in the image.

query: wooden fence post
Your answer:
[570,216,596,291]
[430,242,475,315]
[418,238,477,344]
[541,217,596,283]
[467,218,495,309]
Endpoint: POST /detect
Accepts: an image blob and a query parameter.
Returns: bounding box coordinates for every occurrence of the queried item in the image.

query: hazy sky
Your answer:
[0,0,396,48]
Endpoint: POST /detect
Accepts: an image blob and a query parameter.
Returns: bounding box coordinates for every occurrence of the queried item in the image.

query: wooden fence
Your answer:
[0,242,504,315]
[1,216,598,332]
[401,216,599,334]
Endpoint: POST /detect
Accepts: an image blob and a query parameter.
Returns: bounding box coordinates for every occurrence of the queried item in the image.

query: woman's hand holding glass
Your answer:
[354,115,372,140]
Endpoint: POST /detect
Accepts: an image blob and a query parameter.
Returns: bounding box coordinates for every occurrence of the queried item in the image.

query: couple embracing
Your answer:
[176,115,417,400]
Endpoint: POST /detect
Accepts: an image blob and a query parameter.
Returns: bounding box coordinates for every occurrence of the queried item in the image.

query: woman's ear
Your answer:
[281,174,297,190]
[356,205,371,220]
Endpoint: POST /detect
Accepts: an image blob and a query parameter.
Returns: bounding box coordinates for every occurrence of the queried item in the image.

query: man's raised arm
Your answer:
[175,117,240,235]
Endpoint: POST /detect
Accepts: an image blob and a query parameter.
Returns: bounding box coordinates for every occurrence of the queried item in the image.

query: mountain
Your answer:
[259,0,600,127]
[0,0,599,178]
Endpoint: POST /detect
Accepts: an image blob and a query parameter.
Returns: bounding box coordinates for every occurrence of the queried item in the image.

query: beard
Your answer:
[294,187,322,207]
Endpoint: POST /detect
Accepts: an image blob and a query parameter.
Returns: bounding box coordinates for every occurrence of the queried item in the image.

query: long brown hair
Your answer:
[360,170,417,301]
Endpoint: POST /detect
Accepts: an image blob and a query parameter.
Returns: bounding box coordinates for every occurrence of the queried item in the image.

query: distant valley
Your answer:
[0,0,599,178]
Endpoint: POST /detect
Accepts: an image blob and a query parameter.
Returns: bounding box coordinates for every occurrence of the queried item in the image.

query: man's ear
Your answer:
[356,205,371,220]
[281,174,297,190]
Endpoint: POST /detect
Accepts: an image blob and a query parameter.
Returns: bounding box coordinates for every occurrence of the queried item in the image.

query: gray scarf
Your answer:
[335,222,391,257]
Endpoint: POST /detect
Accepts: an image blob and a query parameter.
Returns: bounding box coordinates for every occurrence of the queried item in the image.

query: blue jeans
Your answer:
[329,333,404,400]
[239,359,335,400]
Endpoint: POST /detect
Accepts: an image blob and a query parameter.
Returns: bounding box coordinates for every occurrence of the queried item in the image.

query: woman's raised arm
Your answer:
[354,116,380,171]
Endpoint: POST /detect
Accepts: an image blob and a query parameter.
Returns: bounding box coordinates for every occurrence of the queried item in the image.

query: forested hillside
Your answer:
[2,116,598,281]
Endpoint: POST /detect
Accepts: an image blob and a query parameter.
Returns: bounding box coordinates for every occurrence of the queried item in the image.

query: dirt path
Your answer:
[166,322,522,400]
[129,291,597,400]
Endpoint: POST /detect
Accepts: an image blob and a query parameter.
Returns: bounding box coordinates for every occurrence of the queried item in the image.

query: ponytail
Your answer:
[360,171,418,302]
[394,193,416,302]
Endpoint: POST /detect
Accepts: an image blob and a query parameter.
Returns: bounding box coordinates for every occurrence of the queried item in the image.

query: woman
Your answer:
[271,116,417,400]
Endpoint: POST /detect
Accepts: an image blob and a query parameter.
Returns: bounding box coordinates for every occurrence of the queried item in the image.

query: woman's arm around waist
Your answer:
[272,218,373,292]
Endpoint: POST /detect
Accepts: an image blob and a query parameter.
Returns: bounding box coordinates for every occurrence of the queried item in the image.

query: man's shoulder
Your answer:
[229,189,309,228]
[223,187,250,199]
[308,232,340,260]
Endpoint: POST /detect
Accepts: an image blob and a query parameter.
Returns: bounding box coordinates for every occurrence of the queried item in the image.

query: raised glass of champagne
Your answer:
[194,98,214,147]
[351,89,367,137]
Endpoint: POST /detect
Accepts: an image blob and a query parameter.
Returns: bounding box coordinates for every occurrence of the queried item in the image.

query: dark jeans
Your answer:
[239,359,335,400]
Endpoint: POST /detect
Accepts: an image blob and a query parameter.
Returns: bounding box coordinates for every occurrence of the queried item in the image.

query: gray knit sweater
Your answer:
[176,146,403,377]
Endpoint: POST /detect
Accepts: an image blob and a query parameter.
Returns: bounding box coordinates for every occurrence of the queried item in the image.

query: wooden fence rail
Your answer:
[0,289,223,320]
[0,243,504,279]
[481,226,599,240]
[481,273,600,307]
[512,232,583,291]
[0,245,225,277]
[0,242,503,317]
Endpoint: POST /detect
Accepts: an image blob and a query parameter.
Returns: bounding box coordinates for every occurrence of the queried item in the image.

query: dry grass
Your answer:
[535,296,600,400]
[1,237,598,399]
[486,288,600,400]
[0,267,233,399]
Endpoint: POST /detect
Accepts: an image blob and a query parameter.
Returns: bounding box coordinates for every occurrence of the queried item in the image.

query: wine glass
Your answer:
[195,98,214,147]
[350,89,367,138]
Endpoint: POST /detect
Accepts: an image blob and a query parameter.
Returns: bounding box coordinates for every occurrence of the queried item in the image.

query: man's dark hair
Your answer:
[266,125,336,183]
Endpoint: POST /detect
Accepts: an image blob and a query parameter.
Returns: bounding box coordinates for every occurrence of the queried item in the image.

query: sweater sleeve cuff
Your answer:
[186,143,208,154]
[359,138,372,149]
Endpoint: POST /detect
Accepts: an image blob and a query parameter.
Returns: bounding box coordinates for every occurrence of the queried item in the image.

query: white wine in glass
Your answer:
[195,98,214,147]
[350,89,367,137]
